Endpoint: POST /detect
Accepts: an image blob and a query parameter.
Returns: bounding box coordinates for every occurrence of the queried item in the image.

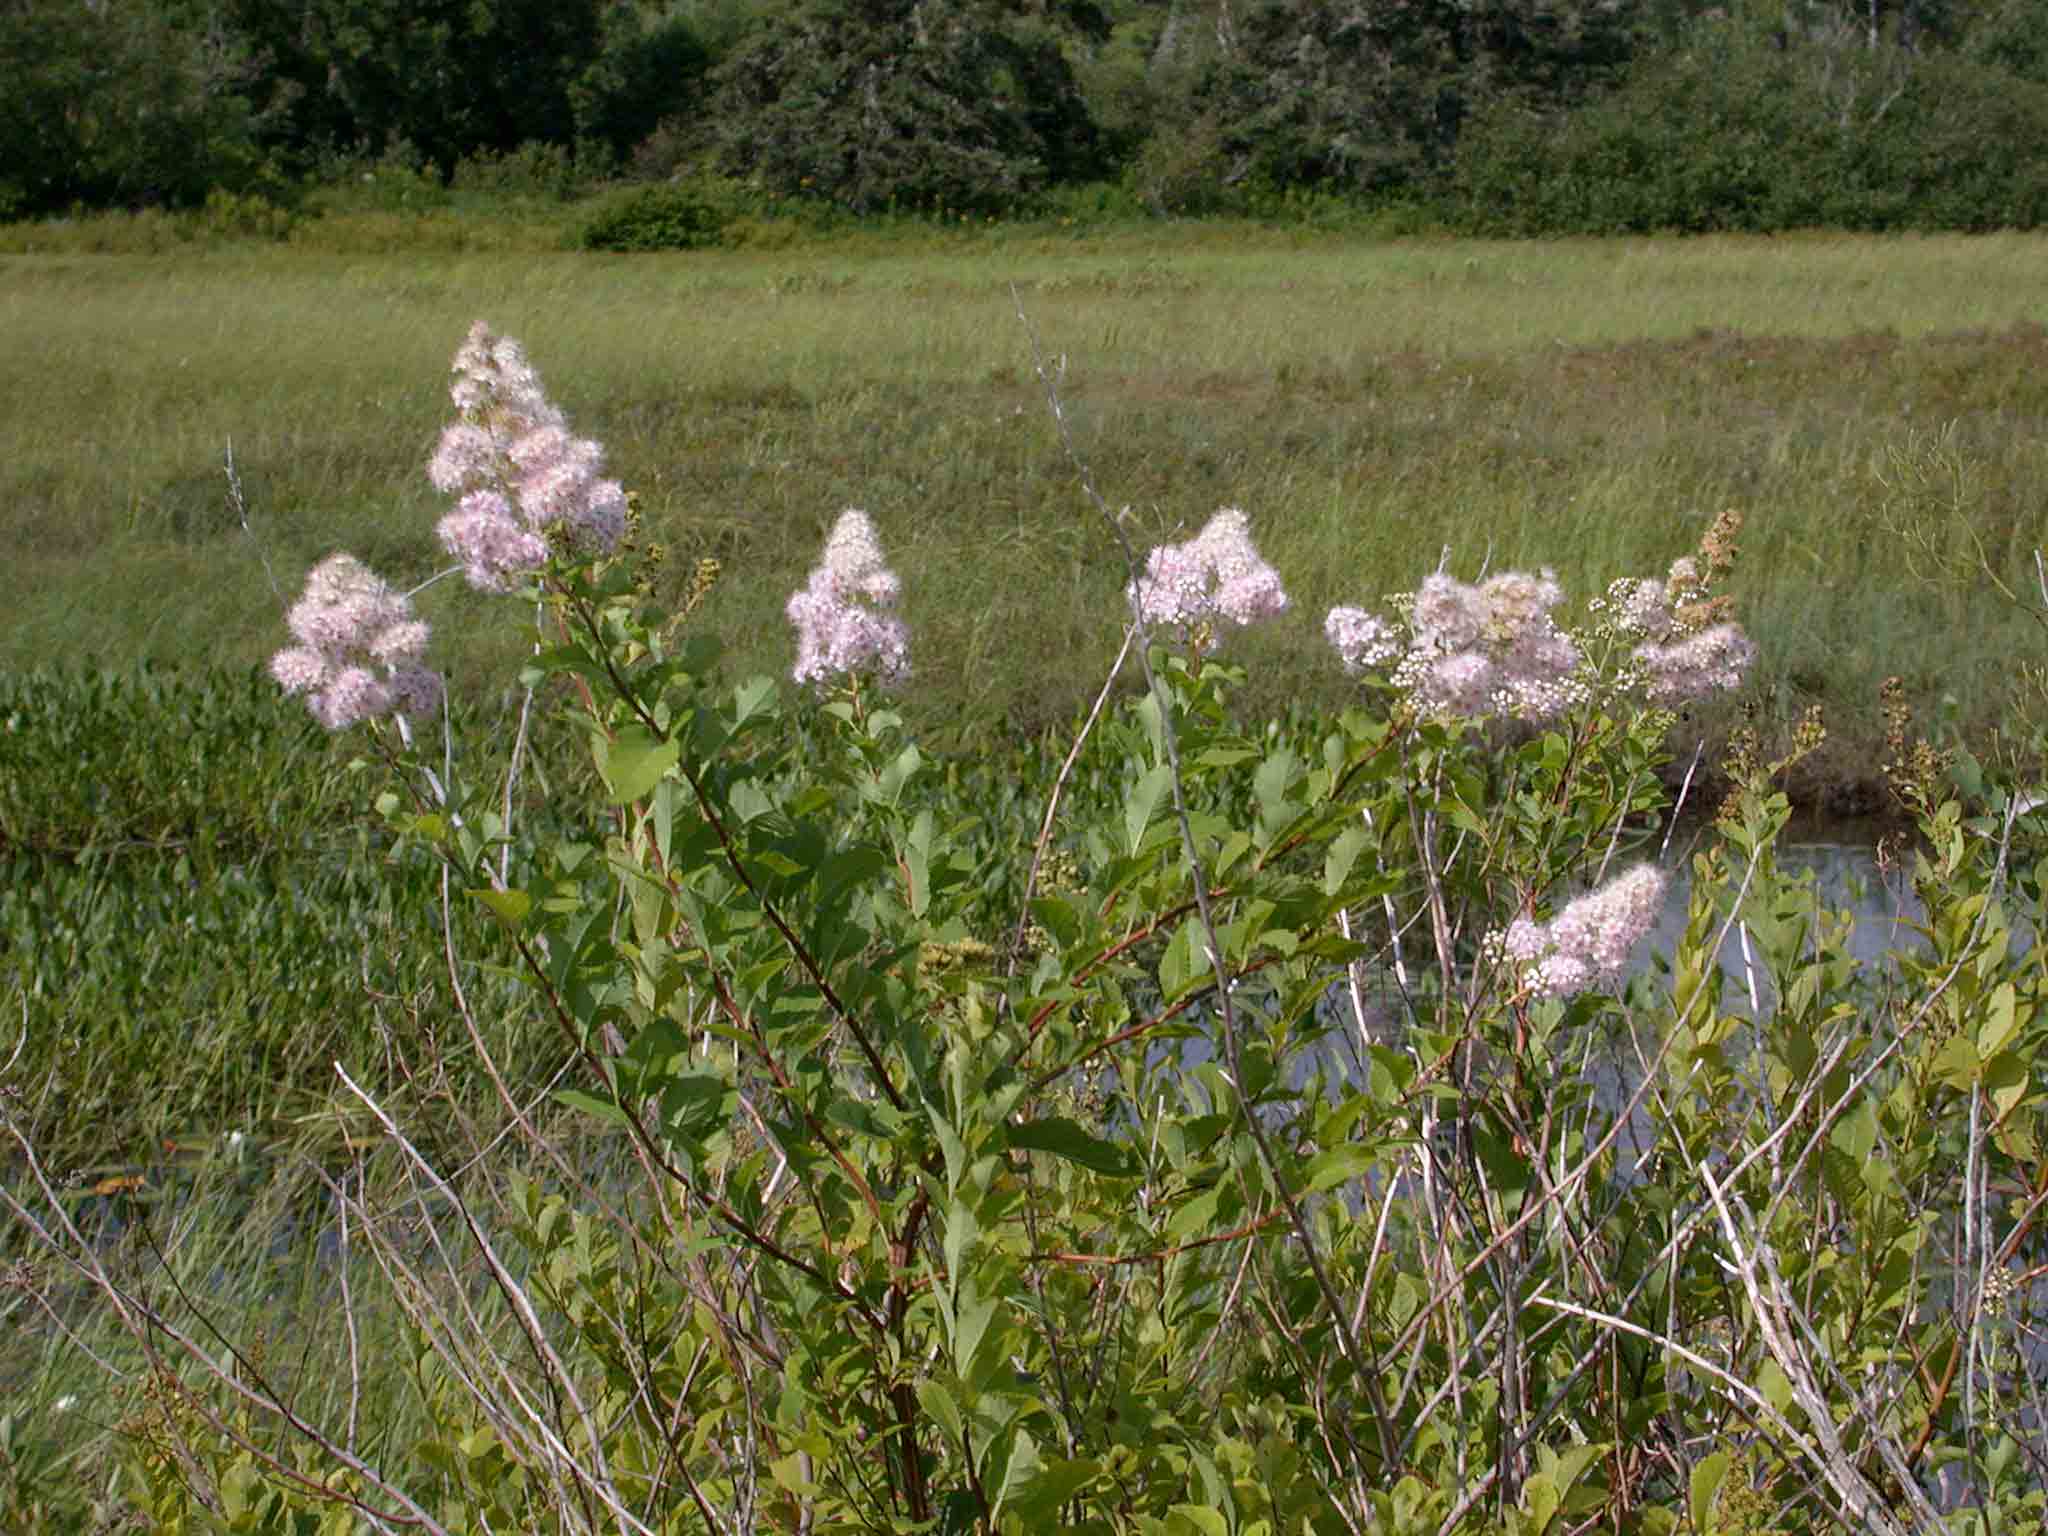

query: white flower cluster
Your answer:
[786,510,911,686]
[429,322,627,592]
[1596,555,1756,703]
[1130,509,1290,640]
[270,554,442,730]
[1326,569,1590,724]
[1496,864,1667,998]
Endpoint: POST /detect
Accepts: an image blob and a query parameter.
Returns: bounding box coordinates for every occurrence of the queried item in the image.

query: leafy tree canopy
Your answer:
[712,0,1104,212]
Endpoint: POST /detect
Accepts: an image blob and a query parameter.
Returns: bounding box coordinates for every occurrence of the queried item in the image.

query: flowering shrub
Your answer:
[61,324,2048,1536]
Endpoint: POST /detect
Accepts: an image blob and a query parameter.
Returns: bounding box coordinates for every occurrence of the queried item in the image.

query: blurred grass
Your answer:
[6,227,2047,795]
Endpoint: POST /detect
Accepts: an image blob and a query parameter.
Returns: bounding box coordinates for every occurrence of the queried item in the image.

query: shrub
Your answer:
[710,0,1102,214]
[450,141,588,202]
[1450,23,2048,235]
[578,179,735,251]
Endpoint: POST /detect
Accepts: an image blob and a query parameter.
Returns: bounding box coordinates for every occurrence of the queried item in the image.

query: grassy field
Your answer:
[7,224,2048,798]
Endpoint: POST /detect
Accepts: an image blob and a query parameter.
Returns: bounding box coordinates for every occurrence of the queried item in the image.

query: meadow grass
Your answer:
[6,225,2048,794]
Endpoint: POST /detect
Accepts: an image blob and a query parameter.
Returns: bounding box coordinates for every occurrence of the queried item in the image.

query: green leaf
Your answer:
[769,1453,820,1496]
[651,777,678,868]
[1006,1116,1136,1177]
[1829,1099,1878,1165]
[1253,749,1298,826]
[1980,981,2021,1061]
[602,724,679,804]
[954,1282,998,1377]
[1303,1142,1376,1193]
[942,1197,980,1287]
[731,675,776,727]
[1324,825,1370,896]
[661,1073,732,1140]
[1167,1506,1229,1536]
[1689,1450,1731,1531]
[1125,763,1173,856]
[469,887,531,928]
[1758,1359,1794,1415]
[1001,1440,1096,1521]
[555,1088,630,1128]
[905,808,933,919]
[916,1380,966,1448]
[1164,1185,1222,1242]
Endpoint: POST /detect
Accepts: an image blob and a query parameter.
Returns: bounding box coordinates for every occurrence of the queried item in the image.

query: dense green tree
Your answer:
[0,0,269,214]
[1966,0,2048,79]
[1133,0,1643,200]
[712,0,1104,211]
[225,0,611,175]
[1450,15,2048,232]
[571,5,713,164]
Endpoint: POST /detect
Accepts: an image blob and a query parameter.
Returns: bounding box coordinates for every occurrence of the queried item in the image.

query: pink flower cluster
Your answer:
[1499,864,1667,998]
[1600,557,1757,703]
[787,510,911,686]
[1130,509,1290,640]
[270,554,442,730]
[428,322,627,592]
[1637,626,1756,701]
[1325,606,1401,672]
[1328,569,1588,723]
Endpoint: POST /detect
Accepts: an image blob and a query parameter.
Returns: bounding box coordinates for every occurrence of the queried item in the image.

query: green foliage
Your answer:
[712,0,1103,212]
[0,0,274,215]
[1145,0,1640,202]
[451,141,591,203]
[1453,20,2048,233]
[224,0,610,178]
[0,666,589,1163]
[1969,0,2048,83]
[579,179,738,251]
[570,7,714,167]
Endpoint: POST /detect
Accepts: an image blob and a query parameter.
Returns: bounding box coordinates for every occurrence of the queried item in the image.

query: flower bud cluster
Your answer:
[1130,509,1291,642]
[270,554,442,730]
[429,321,627,592]
[1326,569,1589,723]
[787,510,911,686]
[1495,864,1667,998]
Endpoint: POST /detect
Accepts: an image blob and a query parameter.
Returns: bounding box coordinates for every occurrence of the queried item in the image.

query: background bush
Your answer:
[1451,17,2048,234]
[578,178,737,249]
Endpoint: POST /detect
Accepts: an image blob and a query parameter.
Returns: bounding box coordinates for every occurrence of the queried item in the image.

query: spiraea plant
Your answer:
[25,323,2048,1536]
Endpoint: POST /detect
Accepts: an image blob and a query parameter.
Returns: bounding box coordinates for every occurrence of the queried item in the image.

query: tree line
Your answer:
[8,0,2048,232]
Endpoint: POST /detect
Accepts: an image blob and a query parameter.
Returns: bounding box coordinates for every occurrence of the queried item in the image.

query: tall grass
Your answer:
[6,229,2046,792]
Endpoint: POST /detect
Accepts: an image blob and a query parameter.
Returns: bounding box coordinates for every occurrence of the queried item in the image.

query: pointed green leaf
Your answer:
[1324,825,1370,896]
[905,808,933,919]
[1689,1450,1731,1531]
[602,725,679,804]
[1006,1116,1136,1177]
[470,887,531,928]
[1125,763,1173,856]
[1304,1142,1376,1193]
[555,1088,630,1128]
